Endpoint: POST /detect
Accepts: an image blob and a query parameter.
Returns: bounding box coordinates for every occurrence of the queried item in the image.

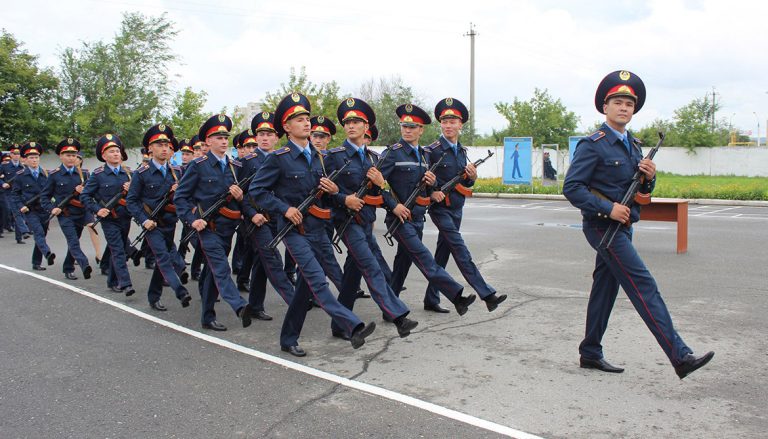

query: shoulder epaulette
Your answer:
[16,169,25,175]
[93,167,104,175]
[391,143,403,150]
[193,155,208,163]
[368,149,380,158]
[137,164,149,174]
[428,140,441,148]
[329,146,345,154]
[49,168,60,174]
[242,152,257,161]
[320,150,328,157]
[632,137,643,146]
[588,130,606,142]
[274,147,291,156]
[231,160,242,167]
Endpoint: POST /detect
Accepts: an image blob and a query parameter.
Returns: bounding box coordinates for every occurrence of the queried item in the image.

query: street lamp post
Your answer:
[754,112,761,147]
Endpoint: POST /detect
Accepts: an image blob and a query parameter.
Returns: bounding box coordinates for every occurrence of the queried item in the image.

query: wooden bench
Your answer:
[639,198,689,254]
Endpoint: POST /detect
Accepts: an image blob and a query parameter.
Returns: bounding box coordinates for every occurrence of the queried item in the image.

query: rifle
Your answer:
[383,152,447,246]
[267,159,351,250]
[599,131,665,250]
[88,189,126,234]
[44,192,78,224]
[432,149,494,204]
[126,190,176,264]
[178,172,258,249]
[331,147,393,254]
[20,192,45,213]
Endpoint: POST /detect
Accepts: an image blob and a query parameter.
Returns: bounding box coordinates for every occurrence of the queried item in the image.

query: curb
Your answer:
[472,193,768,207]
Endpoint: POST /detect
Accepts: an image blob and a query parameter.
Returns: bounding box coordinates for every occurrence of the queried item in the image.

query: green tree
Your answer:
[356,76,441,146]
[167,87,208,140]
[57,12,179,152]
[0,30,61,146]
[494,88,579,149]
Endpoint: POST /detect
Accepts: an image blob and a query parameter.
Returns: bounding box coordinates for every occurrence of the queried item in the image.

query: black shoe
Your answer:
[17,239,25,244]
[124,287,136,297]
[162,280,169,287]
[144,262,155,270]
[400,286,407,292]
[191,273,200,281]
[108,286,123,293]
[331,330,350,341]
[83,266,92,280]
[251,310,273,321]
[23,232,31,239]
[95,257,101,266]
[382,312,394,323]
[46,252,56,266]
[281,345,306,357]
[232,268,240,276]
[150,301,167,312]
[580,356,625,373]
[350,322,376,349]
[674,351,714,379]
[32,265,46,271]
[237,281,249,292]
[100,268,109,276]
[238,304,252,328]
[202,321,227,331]
[424,303,450,314]
[453,294,476,316]
[64,272,78,280]
[180,294,192,308]
[394,317,418,338]
[483,293,508,312]
[356,289,371,299]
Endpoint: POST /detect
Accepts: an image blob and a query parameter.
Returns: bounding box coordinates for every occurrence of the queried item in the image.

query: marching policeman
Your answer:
[2,144,32,243]
[81,134,135,296]
[176,139,195,263]
[378,104,476,315]
[11,142,55,270]
[185,135,206,280]
[563,70,714,379]
[423,98,507,313]
[238,124,295,320]
[174,114,252,331]
[249,92,376,356]
[325,97,418,339]
[40,138,92,280]
[126,124,191,311]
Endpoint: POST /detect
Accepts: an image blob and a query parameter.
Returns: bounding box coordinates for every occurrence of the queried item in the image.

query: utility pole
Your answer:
[711,85,717,132]
[464,23,477,146]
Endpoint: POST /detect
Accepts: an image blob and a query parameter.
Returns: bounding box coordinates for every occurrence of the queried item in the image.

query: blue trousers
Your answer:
[280,228,363,348]
[387,217,464,303]
[197,228,247,325]
[424,207,496,305]
[246,223,294,310]
[7,198,30,239]
[332,222,410,334]
[580,220,692,366]
[101,217,132,289]
[24,209,51,266]
[58,213,90,275]
[145,227,187,304]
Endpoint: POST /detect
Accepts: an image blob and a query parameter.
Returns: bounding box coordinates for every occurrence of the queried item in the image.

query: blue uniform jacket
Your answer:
[324,140,384,225]
[378,139,435,222]
[563,123,655,223]
[126,161,182,228]
[426,136,475,211]
[247,140,331,233]
[11,167,50,212]
[174,151,243,229]
[80,165,133,219]
[40,165,90,216]
[240,149,270,220]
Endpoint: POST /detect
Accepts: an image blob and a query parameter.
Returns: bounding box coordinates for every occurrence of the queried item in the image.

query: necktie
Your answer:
[359,148,366,164]
[220,159,227,173]
[303,148,312,165]
[32,170,38,179]
[451,144,458,156]
[413,147,421,164]
[114,167,119,176]
[622,136,631,155]
[160,166,167,178]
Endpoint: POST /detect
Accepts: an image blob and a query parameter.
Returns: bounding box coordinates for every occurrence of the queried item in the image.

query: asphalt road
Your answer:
[1,198,766,438]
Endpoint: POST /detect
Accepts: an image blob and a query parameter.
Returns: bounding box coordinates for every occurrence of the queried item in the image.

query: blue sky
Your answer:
[3,0,766,140]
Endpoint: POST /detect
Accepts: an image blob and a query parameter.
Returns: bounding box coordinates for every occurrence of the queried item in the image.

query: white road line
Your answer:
[0,263,543,439]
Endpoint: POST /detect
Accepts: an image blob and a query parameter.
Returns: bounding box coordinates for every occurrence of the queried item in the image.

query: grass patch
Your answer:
[473,172,768,200]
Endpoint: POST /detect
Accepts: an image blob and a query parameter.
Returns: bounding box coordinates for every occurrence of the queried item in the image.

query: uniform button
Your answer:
[615,161,619,165]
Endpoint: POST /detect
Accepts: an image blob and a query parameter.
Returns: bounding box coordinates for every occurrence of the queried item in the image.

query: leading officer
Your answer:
[563,70,714,379]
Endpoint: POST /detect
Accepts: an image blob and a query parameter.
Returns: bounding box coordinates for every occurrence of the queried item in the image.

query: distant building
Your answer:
[233,101,265,131]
